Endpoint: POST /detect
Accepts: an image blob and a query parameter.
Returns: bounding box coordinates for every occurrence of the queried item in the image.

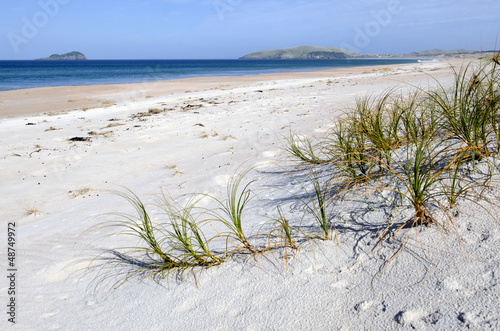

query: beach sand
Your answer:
[1,59,499,329]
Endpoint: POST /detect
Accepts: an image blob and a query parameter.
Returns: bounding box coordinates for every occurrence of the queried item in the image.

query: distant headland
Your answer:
[239,46,356,59]
[36,51,87,60]
[239,46,491,60]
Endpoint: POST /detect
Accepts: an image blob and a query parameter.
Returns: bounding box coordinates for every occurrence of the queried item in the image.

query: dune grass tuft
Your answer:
[208,170,261,254]
[160,195,223,266]
[286,55,500,259]
[268,206,299,250]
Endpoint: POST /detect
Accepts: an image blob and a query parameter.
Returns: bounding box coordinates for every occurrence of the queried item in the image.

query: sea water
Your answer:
[0,59,419,92]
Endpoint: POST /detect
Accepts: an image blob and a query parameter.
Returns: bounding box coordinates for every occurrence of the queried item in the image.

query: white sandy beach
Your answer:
[1,60,499,330]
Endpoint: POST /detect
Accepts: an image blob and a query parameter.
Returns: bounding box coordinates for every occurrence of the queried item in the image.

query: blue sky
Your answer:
[0,0,499,59]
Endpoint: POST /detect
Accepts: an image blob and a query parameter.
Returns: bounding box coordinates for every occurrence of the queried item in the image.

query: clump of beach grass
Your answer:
[159,194,223,267]
[207,170,261,254]
[346,90,402,158]
[426,63,497,162]
[304,170,337,240]
[93,170,271,289]
[285,55,500,258]
[94,192,183,286]
[267,206,300,251]
[327,120,374,186]
[92,191,225,290]
[261,205,312,266]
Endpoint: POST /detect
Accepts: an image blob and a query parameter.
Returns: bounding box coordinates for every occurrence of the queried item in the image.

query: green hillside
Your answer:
[239,46,357,59]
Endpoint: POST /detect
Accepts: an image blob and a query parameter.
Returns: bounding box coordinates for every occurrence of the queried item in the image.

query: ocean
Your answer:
[0,59,419,92]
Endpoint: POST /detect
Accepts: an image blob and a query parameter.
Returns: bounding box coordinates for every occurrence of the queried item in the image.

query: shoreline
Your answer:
[0,59,466,118]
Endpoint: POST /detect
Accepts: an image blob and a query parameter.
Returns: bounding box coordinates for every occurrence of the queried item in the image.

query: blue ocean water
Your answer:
[0,59,419,92]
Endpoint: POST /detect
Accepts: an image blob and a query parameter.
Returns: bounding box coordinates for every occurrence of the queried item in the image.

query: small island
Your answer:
[36,51,87,60]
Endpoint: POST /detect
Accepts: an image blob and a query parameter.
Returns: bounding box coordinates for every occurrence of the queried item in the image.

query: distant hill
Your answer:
[239,46,357,59]
[239,46,488,60]
[36,51,87,60]
[410,49,477,56]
